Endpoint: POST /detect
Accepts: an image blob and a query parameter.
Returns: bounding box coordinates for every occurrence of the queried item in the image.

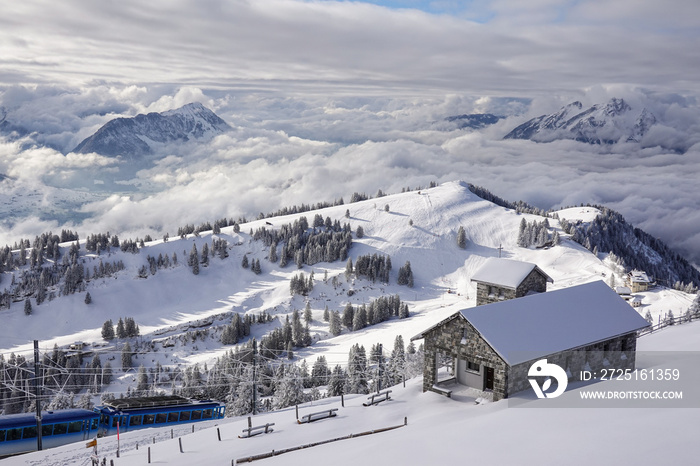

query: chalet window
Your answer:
[488,286,496,297]
[466,361,480,372]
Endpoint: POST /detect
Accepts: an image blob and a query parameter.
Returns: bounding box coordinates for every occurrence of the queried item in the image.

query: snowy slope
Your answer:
[7,319,700,466]
[1,181,693,363]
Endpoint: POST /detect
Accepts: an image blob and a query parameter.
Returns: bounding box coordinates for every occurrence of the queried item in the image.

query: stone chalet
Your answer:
[471,258,553,306]
[412,281,650,401]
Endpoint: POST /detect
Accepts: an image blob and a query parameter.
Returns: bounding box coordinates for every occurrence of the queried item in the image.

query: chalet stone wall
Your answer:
[507,332,638,396]
[475,269,548,306]
[423,315,508,401]
[515,269,548,297]
[475,283,516,306]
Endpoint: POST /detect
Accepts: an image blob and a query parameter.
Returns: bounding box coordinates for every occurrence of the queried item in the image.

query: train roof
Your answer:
[0,409,98,429]
[97,395,220,412]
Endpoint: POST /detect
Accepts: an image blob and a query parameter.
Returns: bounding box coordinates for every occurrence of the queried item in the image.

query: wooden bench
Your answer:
[363,390,392,406]
[239,423,275,438]
[297,408,338,424]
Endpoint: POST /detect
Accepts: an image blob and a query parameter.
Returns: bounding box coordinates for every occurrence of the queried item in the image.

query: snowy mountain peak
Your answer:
[72,103,231,157]
[504,98,654,146]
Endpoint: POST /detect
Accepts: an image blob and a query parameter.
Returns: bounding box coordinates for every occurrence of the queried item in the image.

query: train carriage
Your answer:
[95,395,225,437]
[0,409,99,457]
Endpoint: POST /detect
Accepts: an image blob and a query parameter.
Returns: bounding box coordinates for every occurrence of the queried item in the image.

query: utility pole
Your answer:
[33,340,43,451]
[498,244,503,258]
[252,339,257,416]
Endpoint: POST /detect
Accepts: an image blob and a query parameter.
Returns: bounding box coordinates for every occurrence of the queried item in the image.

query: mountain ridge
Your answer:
[72,102,231,157]
[503,98,660,147]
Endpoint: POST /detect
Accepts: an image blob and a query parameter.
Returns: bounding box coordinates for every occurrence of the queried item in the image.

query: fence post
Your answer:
[341,394,344,408]
[136,442,139,450]
[148,446,151,464]
[179,437,184,453]
[171,429,174,439]
[192,424,195,433]
[248,416,252,429]
[295,404,299,420]
[217,427,221,441]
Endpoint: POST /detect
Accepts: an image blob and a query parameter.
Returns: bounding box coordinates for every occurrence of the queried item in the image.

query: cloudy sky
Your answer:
[1,0,700,266]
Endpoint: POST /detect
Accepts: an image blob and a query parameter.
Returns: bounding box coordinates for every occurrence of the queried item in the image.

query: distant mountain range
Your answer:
[444,113,502,129]
[503,98,657,146]
[73,102,231,157]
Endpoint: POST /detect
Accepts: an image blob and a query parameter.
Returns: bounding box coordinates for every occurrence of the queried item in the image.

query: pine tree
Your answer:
[345,257,353,279]
[101,319,115,340]
[116,318,126,338]
[274,364,306,409]
[356,226,364,238]
[189,244,200,275]
[328,365,345,396]
[24,298,32,315]
[397,261,414,287]
[457,226,467,249]
[121,342,133,371]
[323,305,330,322]
[329,311,342,336]
[136,365,149,393]
[201,243,209,267]
[269,243,278,263]
[304,301,313,323]
[342,303,355,330]
[84,292,92,304]
[252,259,262,275]
[241,254,249,269]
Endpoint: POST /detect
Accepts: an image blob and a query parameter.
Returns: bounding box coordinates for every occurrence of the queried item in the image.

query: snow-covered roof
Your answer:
[460,281,650,365]
[470,257,553,290]
[629,270,651,283]
[615,286,632,295]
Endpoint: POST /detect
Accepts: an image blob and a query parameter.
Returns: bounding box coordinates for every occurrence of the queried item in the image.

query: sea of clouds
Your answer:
[1,84,699,268]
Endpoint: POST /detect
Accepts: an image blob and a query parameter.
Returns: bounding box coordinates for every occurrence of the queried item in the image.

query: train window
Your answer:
[155,413,167,424]
[203,409,213,419]
[42,424,54,436]
[129,416,142,426]
[179,411,191,421]
[68,421,83,434]
[53,423,68,435]
[7,428,23,441]
[0,429,6,442]
[112,417,119,428]
[23,426,38,439]
[91,419,99,430]
[168,412,179,423]
[143,414,155,424]
[191,410,202,420]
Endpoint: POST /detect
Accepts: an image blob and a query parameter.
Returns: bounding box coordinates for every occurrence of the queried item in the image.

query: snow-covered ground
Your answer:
[6,319,700,466]
[1,181,694,387]
[1,180,698,465]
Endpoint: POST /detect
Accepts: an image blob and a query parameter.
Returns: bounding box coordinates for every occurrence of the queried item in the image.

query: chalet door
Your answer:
[484,367,494,390]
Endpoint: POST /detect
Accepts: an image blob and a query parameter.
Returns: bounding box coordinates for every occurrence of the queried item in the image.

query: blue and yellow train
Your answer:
[0,396,225,457]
